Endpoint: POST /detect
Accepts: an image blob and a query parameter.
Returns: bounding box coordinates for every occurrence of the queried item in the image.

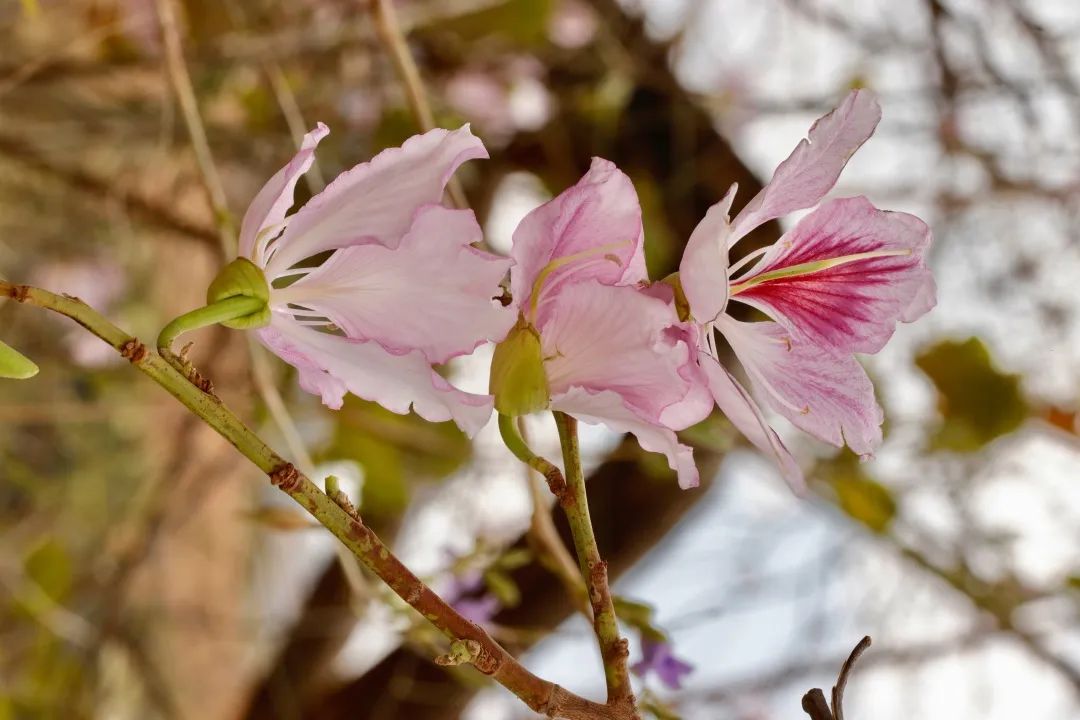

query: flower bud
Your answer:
[0,339,38,379]
[206,257,271,329]
[489,318,549,416]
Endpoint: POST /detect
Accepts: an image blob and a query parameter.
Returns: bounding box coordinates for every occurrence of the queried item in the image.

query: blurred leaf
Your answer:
[613,596,665,641]
[436,0,554,46]
[0,340,39,379]
[244,506,319,531]
[823,453,896,533]
[483,568,521,608]
[916,338,1028,451]
[495,548,533,571]
[24,540,71,603]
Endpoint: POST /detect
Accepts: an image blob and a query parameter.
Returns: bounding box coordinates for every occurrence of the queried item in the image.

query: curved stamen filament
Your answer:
[727,246,770,280]
[729,249,912,295]
[528,241,631,322]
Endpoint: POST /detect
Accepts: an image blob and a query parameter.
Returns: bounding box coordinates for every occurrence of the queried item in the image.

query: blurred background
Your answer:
[2,0,1079,718]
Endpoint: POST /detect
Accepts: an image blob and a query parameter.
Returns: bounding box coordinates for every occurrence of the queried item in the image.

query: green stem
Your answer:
[498,413,570,502]
[553,412,637,714]
[156,296,265,354]
[1,281,625,720]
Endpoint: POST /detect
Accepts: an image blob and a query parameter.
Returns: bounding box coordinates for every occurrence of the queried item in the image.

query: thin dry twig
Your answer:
[801,636,873,720]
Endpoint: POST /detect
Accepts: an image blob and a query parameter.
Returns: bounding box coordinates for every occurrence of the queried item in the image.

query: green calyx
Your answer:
[206,257,271,330]
[659,272,691,322]
[489,317,550,417]
[0,339,38,379]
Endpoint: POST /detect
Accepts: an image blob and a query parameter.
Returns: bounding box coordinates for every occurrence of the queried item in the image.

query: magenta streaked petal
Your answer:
[257,318,494,437]
[717,317,883,457]
[552,386,700,490]
[509,158,646,323]
[539,282,707,426]
[732,196,934,355]
[239,123,328,264]
[730,90,881,245]
[264,125,488,276]
[697,350,805,493]
[678,186,735,325]
[270,204,514,363]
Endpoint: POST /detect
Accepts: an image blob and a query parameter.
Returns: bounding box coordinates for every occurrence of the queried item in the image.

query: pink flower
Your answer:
[240,124,515,437]
[678,90,936,490]
[503,159,711,488]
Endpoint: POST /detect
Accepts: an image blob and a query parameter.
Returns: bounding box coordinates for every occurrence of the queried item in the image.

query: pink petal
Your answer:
[696,350,805,493]
[270,205,514,364]
[717,317,883,457]
[552,386,700,490]
[264,125,488,276]
[730,90,881,245]
[732,196,934,355]
[239,123,329,264]
[539,281,709,427]
[510,158,646,324]
[678,186,735,325]
[257,318,494,437]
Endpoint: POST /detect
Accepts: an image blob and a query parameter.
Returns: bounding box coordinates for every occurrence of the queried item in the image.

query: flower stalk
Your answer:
[554,412,638,714]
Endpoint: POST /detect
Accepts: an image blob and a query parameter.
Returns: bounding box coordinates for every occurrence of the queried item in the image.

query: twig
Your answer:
[369,0,468,210]
[0,281,624,720]
[832,636,871,720]
[553,412,637,715]
[154,0,235,255]
[800,636,872,720]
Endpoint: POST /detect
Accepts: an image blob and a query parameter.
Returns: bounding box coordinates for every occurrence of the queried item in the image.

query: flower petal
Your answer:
[552,386,700,490]
[717,317,883,457]
[732,196,934,354]
[257,318,494,437]
[730,90,881,245]
[510,158,646,324]
[696,350,804,493]
[678,185,735,325]
[264,125,488,276]
[270,205,514,363]
[239,123,329,264]
[539,282,709,426]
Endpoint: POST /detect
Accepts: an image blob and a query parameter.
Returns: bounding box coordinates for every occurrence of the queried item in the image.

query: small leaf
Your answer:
[916,338,1028,451]
[823,453,896,533]
[0,340,38,379]
[614,596,666,641]
[483,569,521,608]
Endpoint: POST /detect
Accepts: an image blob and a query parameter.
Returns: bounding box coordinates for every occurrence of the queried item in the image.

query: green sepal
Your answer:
[0,340,38,379]
[489,317,549,416]
[206,257,271,330]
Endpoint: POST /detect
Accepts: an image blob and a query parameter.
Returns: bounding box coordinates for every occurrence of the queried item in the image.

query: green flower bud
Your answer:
[206,257,271,330]
[0,340,38,380]
[489,318,549,417]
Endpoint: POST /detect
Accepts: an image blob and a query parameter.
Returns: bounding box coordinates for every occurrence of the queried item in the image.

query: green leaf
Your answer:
[823,453,896,533]
[483,569,521,608]
[495,548,533,571]
[0,340,38,379]
[916,338,1028,451]
[613,596,666,641]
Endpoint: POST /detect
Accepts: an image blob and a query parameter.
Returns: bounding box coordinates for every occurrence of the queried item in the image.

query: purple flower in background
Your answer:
[453,594,501,625]
[632,638,694,690]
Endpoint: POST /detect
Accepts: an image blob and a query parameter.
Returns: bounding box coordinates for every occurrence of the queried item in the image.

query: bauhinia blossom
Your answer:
[236,124,514,437]
[494,159,711,488]
[678,90,936,489]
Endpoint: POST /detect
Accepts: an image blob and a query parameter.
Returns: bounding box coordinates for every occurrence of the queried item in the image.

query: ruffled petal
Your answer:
[510,158,646,324]
[732,196,934,355]
[257,318,494,437]
[270,205,514,363]
[239,123,329,264]
[552,386,700,490]
[539,281,707,426]
[678,186,735,325]
[264,125,488,277]
[717,317,883,457]
[730,90,880,245]
[696,350,804,492]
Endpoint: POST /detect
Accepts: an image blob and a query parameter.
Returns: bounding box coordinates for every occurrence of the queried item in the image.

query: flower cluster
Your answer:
[229,89,934,488]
